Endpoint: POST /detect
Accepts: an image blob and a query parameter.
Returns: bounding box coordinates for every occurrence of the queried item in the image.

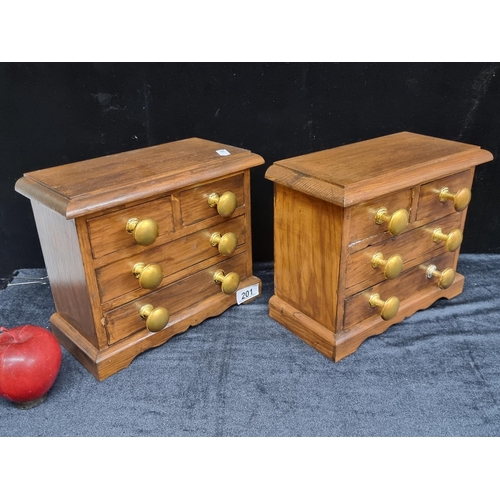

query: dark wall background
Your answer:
[1,62,499,278]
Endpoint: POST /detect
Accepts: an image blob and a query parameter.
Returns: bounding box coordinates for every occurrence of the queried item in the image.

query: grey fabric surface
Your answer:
[1,256,499,437]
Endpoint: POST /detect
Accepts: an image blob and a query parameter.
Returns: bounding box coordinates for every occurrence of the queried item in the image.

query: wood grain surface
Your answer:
[265,132,492,206]
[16,137,264,218]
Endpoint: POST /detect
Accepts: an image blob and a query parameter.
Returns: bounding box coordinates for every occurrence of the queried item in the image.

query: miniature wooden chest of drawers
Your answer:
[16,138,264,380]
[265,132,493,361]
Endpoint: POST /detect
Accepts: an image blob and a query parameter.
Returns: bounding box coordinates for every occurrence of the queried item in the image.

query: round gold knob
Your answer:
[213,269,240,294]
[426,265,455,289]
[371,252,404,280]
[210,231,238,256]
[432,228,463,252]
[375,207,409,236]
[207,191,237,217]
[132,262,163,289]
[126,218,159,246]
[439,187,471,212]
[139,304,169,332]
[369,293,400,321]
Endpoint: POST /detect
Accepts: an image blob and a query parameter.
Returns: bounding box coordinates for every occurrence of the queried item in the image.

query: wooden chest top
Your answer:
[16,137,264,219]
[265,132,493,206]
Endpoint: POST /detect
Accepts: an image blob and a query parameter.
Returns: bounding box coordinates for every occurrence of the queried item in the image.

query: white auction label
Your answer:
[216,149,231,156]
[236,283,259,304]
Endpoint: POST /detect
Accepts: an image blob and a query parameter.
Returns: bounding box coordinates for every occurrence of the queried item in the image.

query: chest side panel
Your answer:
[30,200,99,348]
[274,184,344,331]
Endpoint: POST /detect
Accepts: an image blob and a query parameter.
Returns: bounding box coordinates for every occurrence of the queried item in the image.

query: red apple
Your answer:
[0,324,62,407]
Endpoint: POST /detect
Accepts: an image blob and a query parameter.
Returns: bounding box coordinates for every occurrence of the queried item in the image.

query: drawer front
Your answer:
[348,188,414,243]
[96,215,247,305]
[87,195,174,259]
[345,211,463,295]
[344,252,456,330]
[179,174,245,226]
[104,252,248,345]
[417,169,474,221]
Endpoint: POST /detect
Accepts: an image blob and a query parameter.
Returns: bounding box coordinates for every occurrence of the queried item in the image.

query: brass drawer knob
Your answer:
[210,231,238,256]
[132,262,163,289]
[369,293,400,321]
[213,269,240,294]
[432,227,463,252]
[139,304,169,332]
[208,191,237,217]
[374,207,409,236]
[426,265,455,289]
[126,218,159,246]
[371,252,403,280]
[439,187,471,212]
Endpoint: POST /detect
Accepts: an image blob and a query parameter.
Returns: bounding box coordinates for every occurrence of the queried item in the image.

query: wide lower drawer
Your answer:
[103,251,248,345]
[96,215,247,306]
[345,211,463,295]
[343,251,456,330]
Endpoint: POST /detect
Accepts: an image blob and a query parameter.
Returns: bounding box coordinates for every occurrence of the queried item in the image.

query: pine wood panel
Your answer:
[30,200,98,347]
[273,184,344,331]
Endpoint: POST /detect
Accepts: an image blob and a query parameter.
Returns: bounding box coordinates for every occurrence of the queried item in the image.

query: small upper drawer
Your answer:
[87,195,174,259]
[179,174,245,226]
[417,169,474,221]
[348,188,414,244]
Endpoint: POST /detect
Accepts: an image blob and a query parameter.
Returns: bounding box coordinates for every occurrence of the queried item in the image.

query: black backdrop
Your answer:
[1,62,499,278]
